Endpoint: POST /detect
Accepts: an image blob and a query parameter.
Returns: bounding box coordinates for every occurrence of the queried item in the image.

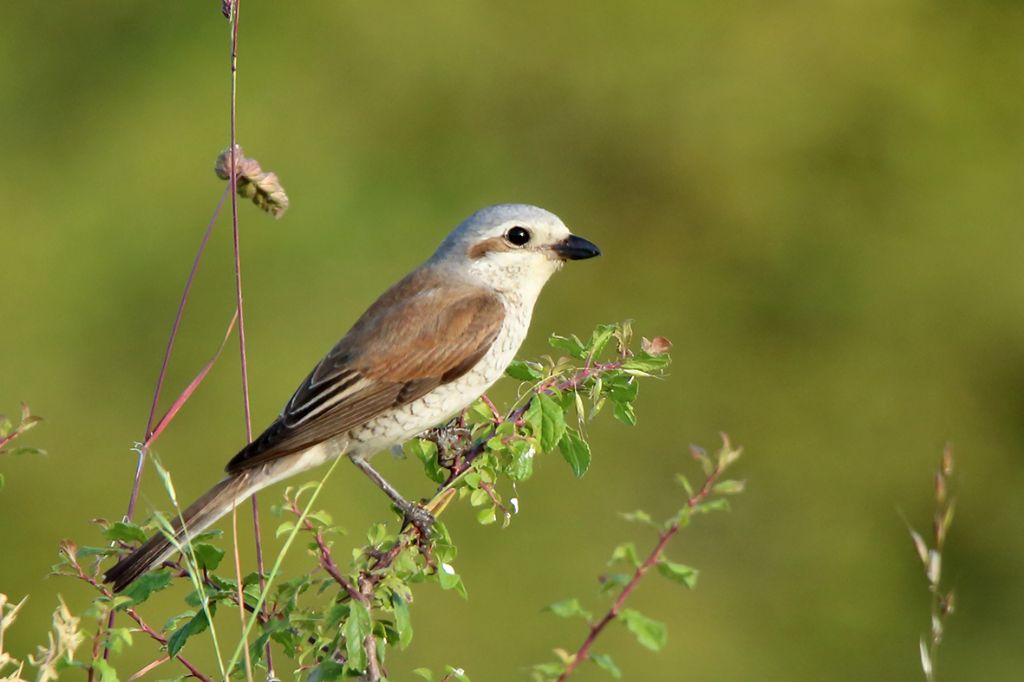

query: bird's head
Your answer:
[433,204,601,297]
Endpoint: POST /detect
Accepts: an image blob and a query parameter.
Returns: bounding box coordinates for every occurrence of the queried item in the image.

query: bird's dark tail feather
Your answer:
[104,473,251,592]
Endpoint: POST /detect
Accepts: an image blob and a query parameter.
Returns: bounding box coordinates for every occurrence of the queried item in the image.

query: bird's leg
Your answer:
[349,455,435,538]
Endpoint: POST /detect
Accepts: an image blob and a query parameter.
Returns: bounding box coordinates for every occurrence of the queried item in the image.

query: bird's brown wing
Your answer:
[226,273,505,473]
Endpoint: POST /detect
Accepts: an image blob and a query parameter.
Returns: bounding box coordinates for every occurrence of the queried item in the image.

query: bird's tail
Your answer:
[104,472,253,592]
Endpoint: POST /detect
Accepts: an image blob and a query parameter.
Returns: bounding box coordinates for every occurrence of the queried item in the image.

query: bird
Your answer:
[104,203,600,591]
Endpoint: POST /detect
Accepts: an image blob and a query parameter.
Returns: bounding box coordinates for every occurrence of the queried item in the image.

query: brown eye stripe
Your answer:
[467,236,515,259]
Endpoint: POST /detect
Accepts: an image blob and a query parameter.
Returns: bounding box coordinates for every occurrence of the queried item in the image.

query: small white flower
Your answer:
[441,562,455,575]
[511,497,520,514]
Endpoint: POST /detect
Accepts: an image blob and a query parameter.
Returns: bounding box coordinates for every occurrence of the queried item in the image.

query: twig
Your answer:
[288,498,362,602]
[126,655,169,681]
[363,633,383,682]
[61,545,212,682]
[225,1,268,677]
[93,186,231,679]
[556,461,726,681]
[479,394,502,422]
[128,183,230,521]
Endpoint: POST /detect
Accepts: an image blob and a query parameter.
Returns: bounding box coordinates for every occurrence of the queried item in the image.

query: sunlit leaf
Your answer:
[619,609,666,651]
[558,428,591,478]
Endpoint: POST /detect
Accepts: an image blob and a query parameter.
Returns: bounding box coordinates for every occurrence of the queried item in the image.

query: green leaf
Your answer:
[527,393,567,453]
[307,509,334,526]
[392,593,413,649]
[466,399,496,422]
[619,509,656,527]
[675,473,694,497]
[75,545,117,559]
[103,521,148,544]
[694,498,731,514]
[406,438,447,484]
[558,428,591,478]
[118,570,172,608]
[716,439,743,469]
[162,610,195,633]
[612,401,636,426]
[476,506,497,525]
[344,600,372,671]
[190,528,224,543]
[309,660,345,682]
[437,563,468,598]
[587,324,617,358]
[91,657,118,682]
[151,457,178,506]
[191,542,224,571]
[412,669,435,682]
[690,445,714,475]
[599,574,631,596]
[621,353,671,373]
[506,439,535,481]
[367,522,388,545]
[619,608,667,651]
[591,653,623,679]
[657,560,699,589]
[443,666,472,681]
[607,376,639,403]
[167,605,214,658]
[105,627,133,655]
[549,333,586,359]
[712,479,746,495]
[532,662,566,678]
[5,446,46,457]
[506,360,544,381]
[609,542,640,567]
[544,598,591,620]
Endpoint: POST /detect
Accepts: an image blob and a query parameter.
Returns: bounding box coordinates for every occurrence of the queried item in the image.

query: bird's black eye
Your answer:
[506,226,531,246]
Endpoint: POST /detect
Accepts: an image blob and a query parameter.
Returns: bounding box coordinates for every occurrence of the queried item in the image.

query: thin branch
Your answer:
[0,426,29,452]
[126,655,169,682]
[557,463,725,681]
[363,633,383,682]
[127,183,229,521]
[95,186,231,677]
[226,1,268,677]
[60,546,212,682]
[287,497,362,602]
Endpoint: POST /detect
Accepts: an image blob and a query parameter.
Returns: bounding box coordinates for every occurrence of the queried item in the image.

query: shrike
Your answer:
[105,203,600,591]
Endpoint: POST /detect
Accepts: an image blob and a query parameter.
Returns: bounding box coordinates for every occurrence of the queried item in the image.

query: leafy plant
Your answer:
[533,435,744,681]
[907,446,957,682]
[0,403,45,489]
[50,321,688,680]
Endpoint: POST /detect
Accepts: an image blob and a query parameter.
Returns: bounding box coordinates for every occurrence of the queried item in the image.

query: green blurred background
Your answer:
[2,1,1022,679]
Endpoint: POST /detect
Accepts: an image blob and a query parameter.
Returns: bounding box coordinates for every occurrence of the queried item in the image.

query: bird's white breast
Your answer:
[347,292,533,454]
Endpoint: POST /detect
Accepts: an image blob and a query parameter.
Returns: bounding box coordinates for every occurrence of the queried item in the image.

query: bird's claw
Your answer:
[401,503,436,540]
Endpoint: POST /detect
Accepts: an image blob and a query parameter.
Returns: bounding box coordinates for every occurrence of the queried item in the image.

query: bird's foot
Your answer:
[400,502,436,540]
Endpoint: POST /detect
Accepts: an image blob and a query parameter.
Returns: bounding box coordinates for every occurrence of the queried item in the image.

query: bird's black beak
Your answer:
[553,234,601,261]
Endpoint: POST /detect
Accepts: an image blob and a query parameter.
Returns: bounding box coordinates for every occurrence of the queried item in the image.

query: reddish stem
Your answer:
[127,184,229,521]
[557,464,723,681]
[227,3,271,674]
[95,183,231,679]
[289,497,363,602]
[0,430,22,451]
[64,549,212,682]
